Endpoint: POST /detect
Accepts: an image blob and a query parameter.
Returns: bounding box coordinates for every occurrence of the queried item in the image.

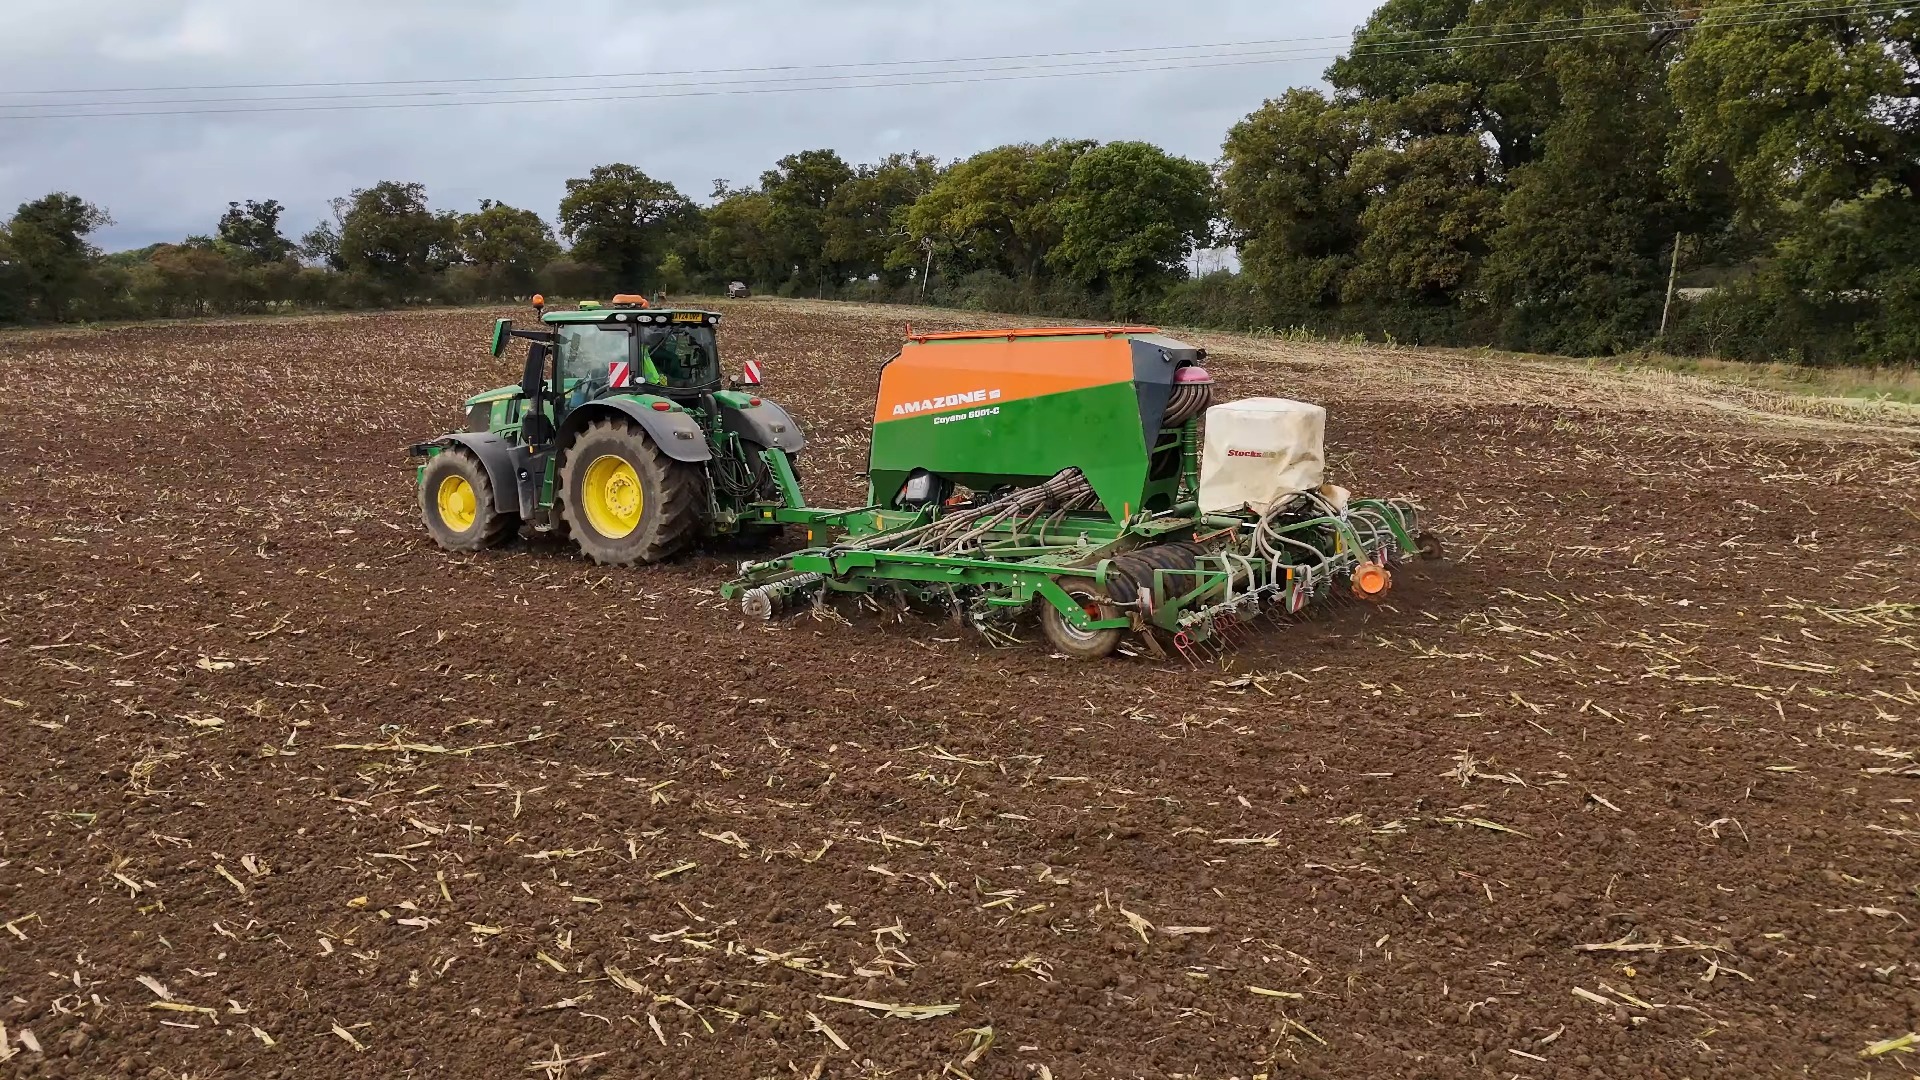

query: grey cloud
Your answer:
[2,0,1373,250]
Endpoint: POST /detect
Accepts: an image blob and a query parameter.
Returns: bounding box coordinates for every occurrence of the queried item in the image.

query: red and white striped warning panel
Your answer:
[741,360,763,385]
[609,361,631,388]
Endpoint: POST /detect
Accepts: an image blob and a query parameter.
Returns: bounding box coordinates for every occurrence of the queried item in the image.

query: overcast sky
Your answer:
[0,1,1376,251]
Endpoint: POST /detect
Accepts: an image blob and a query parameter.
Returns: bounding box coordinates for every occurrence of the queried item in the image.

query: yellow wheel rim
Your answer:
[581,454,643,539]
[436,475,478,532]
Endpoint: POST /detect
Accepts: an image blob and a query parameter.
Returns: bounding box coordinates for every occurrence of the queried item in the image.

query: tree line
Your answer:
[1,0,1911,366]
[0,141,1213,325]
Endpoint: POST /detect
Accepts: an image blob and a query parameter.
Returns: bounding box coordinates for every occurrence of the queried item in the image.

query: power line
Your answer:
[0,1,1899,122]
[10,0,1873,111]
[0,57,1306,120]
[1,47,1366,110]
[0,0,1882,100]
[0,36,1355,97]
[1346,0,1867,46]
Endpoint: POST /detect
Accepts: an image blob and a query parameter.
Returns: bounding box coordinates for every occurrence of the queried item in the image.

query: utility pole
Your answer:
[1659,231,1684,339]
[919,238,936,304]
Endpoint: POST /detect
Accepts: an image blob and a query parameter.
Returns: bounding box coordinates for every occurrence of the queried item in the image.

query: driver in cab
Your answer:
[642,327,707,386]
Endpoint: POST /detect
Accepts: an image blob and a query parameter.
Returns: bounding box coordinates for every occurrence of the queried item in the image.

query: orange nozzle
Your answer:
[1351,561,1391,600]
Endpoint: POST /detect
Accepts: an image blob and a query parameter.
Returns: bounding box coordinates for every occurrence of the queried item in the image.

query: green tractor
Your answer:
[410,295,802,564]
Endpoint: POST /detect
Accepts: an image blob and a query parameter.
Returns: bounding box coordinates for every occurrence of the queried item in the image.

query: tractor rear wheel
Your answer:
[558,418,702,565]
[419,446,519,552]
[1040,582,1124,661]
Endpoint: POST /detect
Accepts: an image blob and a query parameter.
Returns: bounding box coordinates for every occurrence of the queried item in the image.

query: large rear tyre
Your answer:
[419,446,519,552]
[558,418,702,566]
[1040,583,1124,661]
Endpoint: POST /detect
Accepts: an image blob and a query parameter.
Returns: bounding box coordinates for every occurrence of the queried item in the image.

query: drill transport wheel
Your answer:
[1040,583,1125,661]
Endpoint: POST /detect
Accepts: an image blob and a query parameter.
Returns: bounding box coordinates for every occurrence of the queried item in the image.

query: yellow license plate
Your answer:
[671,312,705,324]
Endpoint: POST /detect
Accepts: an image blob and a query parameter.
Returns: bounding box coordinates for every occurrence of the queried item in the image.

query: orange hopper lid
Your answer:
[611,294,650,308]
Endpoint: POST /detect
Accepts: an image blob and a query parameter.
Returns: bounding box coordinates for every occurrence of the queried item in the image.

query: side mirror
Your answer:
[739,359,763,387]
[490,318,512,358]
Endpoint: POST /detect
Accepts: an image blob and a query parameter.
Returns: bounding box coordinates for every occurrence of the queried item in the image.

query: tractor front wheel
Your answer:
[1040,583,1124,661]
[419,446,519,552]
[558,419,701,566]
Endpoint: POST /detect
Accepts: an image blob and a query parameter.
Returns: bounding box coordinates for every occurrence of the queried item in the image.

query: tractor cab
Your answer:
[539,298,724,406]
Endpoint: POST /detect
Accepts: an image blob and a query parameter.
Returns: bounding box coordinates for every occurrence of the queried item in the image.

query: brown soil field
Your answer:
[2,299,1917,1080]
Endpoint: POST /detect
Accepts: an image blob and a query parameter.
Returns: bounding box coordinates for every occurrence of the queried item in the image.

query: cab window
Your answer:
[639,324,720,390]
[556,325,630,392]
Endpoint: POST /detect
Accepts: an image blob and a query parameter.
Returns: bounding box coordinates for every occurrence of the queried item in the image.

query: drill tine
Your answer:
[1139,627,1170,662]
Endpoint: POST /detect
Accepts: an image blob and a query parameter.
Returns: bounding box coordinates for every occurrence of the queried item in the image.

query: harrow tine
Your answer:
[1173,631,1200,667]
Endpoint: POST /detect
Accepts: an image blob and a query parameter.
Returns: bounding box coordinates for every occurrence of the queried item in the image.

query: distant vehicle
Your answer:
[727,281,750,299]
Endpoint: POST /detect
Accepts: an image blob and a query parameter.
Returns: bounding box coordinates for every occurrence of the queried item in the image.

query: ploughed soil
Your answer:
[1,300,1917,1080]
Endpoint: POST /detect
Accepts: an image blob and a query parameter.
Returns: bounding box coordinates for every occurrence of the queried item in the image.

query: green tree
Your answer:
[656,251,691,294]
[217,199,294,263]
[761,149,856,290]
[1048,141,1214,314]
[5,193,111,320]
[1328,0,1578,171]
[1224,2,1699,350]
[558,164,696,292]
[1671,1,1919,219]
[299,198,348,271]
[336,182,457,294]
[131,242,241,316]
[905,140,1095,282]
[1667,1,1918,363]
[1326,0,1476,104]
[456,199,559,297]
[701,189,788,287]
[1344,130,1500,306]
[1220,90,1372,310]
[824,152,941,285]
[0,224,25,323]
[1481,26,1686,353]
